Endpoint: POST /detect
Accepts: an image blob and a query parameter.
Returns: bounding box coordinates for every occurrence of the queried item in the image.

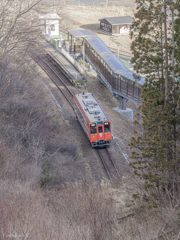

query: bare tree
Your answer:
[0,0,47,57]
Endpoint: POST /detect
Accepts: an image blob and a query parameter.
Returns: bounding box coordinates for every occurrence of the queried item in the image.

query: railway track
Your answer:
[29,47,120,183]
[29,51,80,108]
[97,148,120,183]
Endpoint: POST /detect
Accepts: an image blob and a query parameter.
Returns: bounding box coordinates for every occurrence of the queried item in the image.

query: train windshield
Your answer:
[98,126,103,133]
[104,122,110,132]
[90,123,97,134]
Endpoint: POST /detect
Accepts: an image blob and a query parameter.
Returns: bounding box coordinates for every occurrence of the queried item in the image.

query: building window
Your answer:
[51,24,55,31]
[113,25,116,30]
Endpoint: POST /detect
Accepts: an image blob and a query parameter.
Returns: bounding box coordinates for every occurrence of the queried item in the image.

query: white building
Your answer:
[39,13,61,38]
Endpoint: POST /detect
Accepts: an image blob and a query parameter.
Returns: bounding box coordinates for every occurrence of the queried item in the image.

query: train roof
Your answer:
[85,37,145,85]
[75,92,109,123]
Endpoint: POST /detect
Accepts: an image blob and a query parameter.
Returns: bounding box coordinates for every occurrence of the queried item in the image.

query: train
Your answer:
[73,92,112,147]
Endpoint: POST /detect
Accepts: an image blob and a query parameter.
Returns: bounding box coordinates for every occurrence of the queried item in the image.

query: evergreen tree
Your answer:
[130,0,165,76]
[129,0,180,208]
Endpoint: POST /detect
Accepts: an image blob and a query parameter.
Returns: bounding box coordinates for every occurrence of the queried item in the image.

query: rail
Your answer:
[29,52,75,108]
[97,148,120,183]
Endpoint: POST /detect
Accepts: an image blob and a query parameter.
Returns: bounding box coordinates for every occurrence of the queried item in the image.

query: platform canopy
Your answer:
[85,37,145,85]
[69,30,97,38]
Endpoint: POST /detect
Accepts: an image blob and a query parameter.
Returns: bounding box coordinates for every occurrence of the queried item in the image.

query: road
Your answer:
[57,0,135,7]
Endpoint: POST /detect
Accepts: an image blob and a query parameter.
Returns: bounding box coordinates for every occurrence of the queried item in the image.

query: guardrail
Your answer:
[109,47,133,57]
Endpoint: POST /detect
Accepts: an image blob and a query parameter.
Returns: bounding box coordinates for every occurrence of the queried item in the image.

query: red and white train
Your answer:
[73,92,112,147]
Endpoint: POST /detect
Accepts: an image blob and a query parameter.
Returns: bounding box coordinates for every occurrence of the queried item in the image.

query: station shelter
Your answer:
[67,30,97,53]
[39,13,61,38]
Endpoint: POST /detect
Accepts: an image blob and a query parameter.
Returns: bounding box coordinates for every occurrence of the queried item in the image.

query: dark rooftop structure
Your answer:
[68,30,97,38]
[67,30,97,52]
[99,16,134,35]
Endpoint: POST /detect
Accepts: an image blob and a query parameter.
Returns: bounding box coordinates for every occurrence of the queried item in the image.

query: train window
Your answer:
[104,122,110,132]
[97,121,103,125]
[98,126,103,133]
[90,124,97,134]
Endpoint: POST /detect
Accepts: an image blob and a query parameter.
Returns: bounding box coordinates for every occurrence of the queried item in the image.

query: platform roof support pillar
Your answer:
[118,96,128,110]
[71,34,72,52]
[83,41,85,71]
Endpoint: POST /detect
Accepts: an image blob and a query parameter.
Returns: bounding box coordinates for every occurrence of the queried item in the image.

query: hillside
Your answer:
[0,1,180,239]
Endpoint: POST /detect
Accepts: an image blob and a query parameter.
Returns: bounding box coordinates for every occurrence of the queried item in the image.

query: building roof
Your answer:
[99,16,134,25]
[38,13,61,20]
[75,92,108,123]
[69,30,97,38]
[85,37,145,85]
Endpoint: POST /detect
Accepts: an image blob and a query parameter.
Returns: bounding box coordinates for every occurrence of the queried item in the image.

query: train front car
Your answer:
[74,92,112,147]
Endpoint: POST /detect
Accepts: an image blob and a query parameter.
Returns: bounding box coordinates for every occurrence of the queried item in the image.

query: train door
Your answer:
[97,125,104,141]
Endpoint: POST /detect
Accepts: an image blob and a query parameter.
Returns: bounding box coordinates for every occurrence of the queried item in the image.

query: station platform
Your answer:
[40,40,86,87]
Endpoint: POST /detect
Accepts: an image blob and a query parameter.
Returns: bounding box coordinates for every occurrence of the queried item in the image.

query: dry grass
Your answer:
[58,3,136,52]
[1,178,180,239]
[0,180,116,240]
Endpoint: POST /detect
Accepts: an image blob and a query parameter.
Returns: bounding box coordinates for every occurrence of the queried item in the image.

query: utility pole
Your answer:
[117,44,119,59]
[83,40,86,80]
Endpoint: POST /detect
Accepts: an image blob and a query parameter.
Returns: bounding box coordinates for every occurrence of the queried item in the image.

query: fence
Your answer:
[50,38,82,54]
[62,42,82,53]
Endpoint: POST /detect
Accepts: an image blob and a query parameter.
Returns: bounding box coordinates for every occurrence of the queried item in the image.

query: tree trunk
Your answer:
[164,0,168,100]
[172,1,175,98]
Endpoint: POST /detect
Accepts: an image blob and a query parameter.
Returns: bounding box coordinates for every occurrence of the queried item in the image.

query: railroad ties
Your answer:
[97,148,121,183]
[29,50,79,108]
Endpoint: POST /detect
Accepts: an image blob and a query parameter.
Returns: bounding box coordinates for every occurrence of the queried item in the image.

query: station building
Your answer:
[99,16,134,35]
